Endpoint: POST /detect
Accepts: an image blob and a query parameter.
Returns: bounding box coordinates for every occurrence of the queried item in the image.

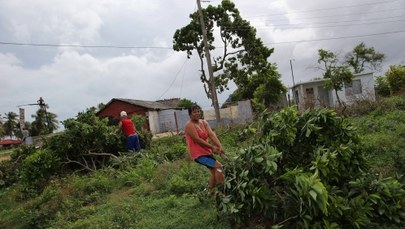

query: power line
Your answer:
[244,0,399,18]
[219,14,405,31]
[157,57,188,100]
[0,41,173,50]
[278,18,405,30]
[258,7,405,24]
[2,29,405,51]
[265,30,405,45]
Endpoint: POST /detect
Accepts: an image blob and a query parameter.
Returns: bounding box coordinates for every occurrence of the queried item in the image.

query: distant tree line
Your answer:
[0,107,58,140]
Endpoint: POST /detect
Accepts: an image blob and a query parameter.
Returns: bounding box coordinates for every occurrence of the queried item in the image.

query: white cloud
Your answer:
[0,0,404,127]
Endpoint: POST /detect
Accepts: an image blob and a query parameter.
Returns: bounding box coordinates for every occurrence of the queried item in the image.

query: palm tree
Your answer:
[31,108,59,136]
[3,112,18,138]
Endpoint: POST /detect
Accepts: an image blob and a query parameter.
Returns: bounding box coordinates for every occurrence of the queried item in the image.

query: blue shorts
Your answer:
[195,155,216,168]
[127,134,141,152]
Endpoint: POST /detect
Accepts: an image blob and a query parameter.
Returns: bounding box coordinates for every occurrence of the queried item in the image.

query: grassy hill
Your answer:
[1,97,404,228]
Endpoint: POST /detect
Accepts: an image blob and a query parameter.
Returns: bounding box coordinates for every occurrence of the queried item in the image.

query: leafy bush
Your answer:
[385,65,405,95]
[219,106,404,228]
[281,170,330,228]
[46,108,123,172]
[349,175,405,225]
[0,145,37,188]
[21,149,60,192]
[131,114,153,149]
[376,75,391,97]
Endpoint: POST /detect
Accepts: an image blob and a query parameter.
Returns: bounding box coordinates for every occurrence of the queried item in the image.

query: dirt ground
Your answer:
[153,131,181,139]
[0,154,10,162]
[0,149,12,162]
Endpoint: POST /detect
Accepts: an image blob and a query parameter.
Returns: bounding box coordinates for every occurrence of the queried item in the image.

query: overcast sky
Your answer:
[1,0,404,127]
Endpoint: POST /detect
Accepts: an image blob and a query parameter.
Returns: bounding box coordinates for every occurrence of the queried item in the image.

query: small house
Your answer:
[292,72,375,110]
[96,98,182,132]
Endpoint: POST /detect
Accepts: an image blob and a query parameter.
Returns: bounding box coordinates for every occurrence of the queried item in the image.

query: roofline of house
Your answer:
[290,72,374,89]
[96,98,182,116]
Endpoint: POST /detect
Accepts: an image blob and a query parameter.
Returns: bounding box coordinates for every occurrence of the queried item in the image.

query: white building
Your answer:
[292,72,375,110]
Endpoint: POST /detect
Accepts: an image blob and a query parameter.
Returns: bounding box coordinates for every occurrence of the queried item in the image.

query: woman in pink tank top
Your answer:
[184,104,225,194]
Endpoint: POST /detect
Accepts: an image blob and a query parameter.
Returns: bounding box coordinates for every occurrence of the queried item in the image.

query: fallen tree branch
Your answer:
[62,156,95,172]
[84,152,118,159]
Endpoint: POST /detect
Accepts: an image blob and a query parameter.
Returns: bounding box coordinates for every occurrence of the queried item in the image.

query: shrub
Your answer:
[46,108,123,173]
[385,65,405,95]
[21,149,60,192]
[0,145,38,188]
[218,107,404,228]
[376,75,391,97]
[131,114,153,149]
[349,175,405,225]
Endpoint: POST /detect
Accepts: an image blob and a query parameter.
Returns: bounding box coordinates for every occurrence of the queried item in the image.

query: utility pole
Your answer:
[289,59,297,106]
[196,0,221,127]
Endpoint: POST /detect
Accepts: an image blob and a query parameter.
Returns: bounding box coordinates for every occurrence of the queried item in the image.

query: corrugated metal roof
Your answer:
[156,98,181,108]
[113,98,174,110]
[0,139,22,145]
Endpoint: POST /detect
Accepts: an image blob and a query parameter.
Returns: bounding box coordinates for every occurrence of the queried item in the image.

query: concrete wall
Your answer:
[148,100,254,134]
[148,111,160,134]
[295,72,375,110]
[204,100,253,128]
[148,109,189,134]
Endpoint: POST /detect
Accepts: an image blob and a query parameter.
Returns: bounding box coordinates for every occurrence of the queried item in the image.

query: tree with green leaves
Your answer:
[375,75,391,97]
[385,65,405,95]
[30,108,59,136]
[97,102,105,112]
[318,49,353,107]
[3,112,18,138]
[345,42,385,74]
[173,0,285,111]
[177,98,195,109]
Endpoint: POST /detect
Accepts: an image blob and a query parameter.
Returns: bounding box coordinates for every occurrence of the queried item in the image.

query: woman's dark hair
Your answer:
[188,104,201,115]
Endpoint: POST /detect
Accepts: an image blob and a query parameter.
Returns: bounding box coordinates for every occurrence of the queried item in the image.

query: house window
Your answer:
[345,80,362,95]
[305,88,314,98]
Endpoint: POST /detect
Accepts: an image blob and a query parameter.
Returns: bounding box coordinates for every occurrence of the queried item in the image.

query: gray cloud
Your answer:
[1,0,404,127]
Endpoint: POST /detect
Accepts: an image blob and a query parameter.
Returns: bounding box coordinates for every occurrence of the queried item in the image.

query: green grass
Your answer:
[0,149,12,163]
[350,109,405,177]
[0,148,13,155]
[1,98,405,228]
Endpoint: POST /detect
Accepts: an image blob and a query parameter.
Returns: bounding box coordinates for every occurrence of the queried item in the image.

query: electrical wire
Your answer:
[257,7,405,23]
[219,11,405,31]
[220,17,405,31]
[243,0,400,18]
[157,57,188,100]
[0,41,172,49]
[265,30,405,45]
[2,29,405,50]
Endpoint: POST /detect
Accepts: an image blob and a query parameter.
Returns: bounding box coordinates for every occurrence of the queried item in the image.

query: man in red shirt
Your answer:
[117,111,141,152]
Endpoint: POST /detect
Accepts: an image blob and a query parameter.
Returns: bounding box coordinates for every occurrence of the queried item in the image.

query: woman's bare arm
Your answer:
[203,120,223,152]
